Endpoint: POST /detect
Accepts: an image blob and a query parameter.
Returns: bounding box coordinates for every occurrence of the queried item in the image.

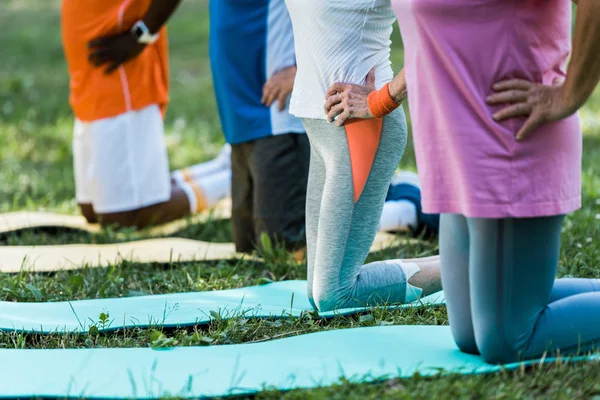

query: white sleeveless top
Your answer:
[285,0,396,119]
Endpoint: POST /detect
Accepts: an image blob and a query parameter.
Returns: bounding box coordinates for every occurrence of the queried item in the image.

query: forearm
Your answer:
[388,68,407,104]
[143,0,183,33]
[563,0,600,110]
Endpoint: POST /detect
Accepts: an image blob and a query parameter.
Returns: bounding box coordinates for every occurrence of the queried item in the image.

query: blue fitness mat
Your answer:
[0,280,445,333]
[0,325,597,399]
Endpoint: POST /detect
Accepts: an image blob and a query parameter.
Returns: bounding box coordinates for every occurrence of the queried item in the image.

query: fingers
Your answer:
[492,79,534,91]
[324,93,343,113]
[326,83,347,98]
[88,36,121,70]
[88,48,113,66]
[516,113,544,141]
[492,103,533,121]
[88,35,117,49]
[88,47,124,73]
[487,78,535,105]
[486,89,528,105]
[327,103,345,123]
[262,85,279,107]
[88,34,144,74]
[264,90,278,107]
[261,82,272,105]
[488,80,556,140]
[104,61,122,75]
[262,78,292,110]
[277,90,289,112]
[334,110,351,127]
[365,67,376,87]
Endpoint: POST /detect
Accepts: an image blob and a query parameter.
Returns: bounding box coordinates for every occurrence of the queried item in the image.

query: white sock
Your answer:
[402,262,423,303]
[178,180,198,214]
[171,144,231,183]
[378,200,418,232]
[175,170,231,214]
[197,169,231,207]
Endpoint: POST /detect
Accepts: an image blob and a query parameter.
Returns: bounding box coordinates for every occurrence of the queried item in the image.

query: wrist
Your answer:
[131,20,159,44]
[559,83,585,115]
[142,18,160,35]
[388,79,407,104]
[368,83,401,118]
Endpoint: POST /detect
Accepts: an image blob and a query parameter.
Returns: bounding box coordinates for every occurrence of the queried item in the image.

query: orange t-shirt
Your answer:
[61,0,169,122]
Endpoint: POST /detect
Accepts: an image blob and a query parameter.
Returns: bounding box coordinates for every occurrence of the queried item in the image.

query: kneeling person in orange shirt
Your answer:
[61,0,228,228]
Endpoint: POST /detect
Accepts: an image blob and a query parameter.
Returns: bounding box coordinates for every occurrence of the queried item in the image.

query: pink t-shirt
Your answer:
[392,0,582,218]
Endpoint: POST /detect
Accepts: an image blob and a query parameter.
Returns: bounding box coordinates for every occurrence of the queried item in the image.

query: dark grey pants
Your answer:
[231,133,310,253]
[440,213,600,364]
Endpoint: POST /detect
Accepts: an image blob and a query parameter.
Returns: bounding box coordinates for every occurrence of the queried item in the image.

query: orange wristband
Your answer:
[367,83,400,118]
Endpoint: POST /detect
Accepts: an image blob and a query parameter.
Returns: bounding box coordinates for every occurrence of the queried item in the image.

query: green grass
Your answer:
[1,1,599,398]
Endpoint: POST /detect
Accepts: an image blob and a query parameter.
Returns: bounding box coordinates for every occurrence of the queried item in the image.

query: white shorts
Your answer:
[73,104,171,214]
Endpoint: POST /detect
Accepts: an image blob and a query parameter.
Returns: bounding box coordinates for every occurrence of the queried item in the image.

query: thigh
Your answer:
[230,143,255,253]
[304,136,326,303]
[250,133,310,250]
[302,118,354,304]
[439,213,477,354]
[468,216,564,361]
[89,105,171,214]
[343,109,406,270]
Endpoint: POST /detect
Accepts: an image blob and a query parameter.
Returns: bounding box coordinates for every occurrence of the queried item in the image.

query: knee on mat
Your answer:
[475,327,518,365]
[254,220,306,253]
[78,204,98,224]
[307,294,318,310]
[97,210,139,229]
[451,329,480,356]
[312,288,346,312]
[307,285,318,310]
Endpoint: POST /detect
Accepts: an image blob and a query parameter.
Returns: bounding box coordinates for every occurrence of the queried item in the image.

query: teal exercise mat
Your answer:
[0,280,445,333]
[1,325,597,399]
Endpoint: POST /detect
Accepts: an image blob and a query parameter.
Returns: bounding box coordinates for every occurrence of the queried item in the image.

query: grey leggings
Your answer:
[302,109,408,312]
[440,214,600,364]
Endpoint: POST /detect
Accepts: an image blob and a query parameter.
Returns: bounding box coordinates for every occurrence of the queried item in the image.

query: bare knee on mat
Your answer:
[97,190,189,229]
[97,210,139,229]
[78,204,98,224]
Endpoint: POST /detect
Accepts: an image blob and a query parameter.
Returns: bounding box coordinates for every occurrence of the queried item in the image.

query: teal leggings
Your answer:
[440,214,600,364]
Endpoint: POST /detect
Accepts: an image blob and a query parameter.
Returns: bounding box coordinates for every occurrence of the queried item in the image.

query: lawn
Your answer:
[1,0,600,398]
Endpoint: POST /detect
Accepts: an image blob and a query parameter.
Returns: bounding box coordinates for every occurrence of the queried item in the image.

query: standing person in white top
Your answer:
[209,0,437,254]
[285,0,442,311]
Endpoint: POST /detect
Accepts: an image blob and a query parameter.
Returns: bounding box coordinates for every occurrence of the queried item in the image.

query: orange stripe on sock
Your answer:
[182,168,193,182]
[188,181,207,213]
[345,118,383,203]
